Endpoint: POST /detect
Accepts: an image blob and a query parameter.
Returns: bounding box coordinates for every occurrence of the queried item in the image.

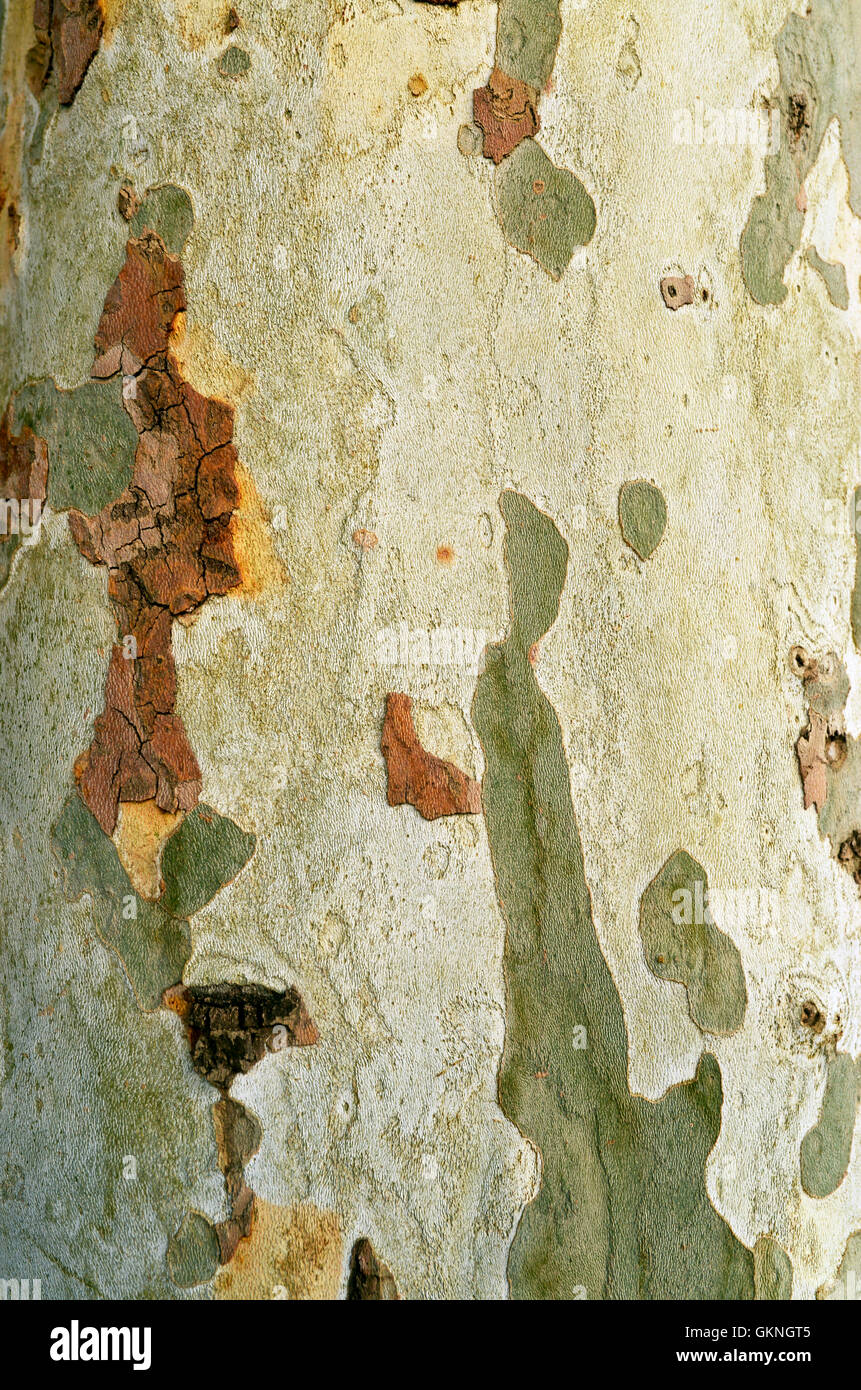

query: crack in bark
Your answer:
[69,231,243,835]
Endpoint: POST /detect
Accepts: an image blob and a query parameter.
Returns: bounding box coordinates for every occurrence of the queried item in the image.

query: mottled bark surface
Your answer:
[1,0,860,1305]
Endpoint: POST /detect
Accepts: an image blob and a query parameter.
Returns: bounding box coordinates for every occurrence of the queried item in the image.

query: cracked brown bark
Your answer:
[27,0,104,105]
[163,981,318,1266]
[69,231,243,836]
[167,982,319,1093]
[381,692,481,820]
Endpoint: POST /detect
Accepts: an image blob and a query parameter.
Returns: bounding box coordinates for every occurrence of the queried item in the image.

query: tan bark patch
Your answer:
[112,799,183,899]
[214,1201,343,1301]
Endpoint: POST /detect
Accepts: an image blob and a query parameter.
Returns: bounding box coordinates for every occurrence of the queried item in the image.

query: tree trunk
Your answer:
[1,0,860,1302]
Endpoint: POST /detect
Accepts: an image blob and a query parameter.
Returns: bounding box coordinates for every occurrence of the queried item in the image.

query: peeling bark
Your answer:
[381,692,481,820]
[27,0,104,105]
[69,232,243,835]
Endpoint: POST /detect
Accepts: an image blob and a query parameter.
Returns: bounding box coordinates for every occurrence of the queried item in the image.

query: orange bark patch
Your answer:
[113,799,183,899]
[214,1201,343,1301]
[230,460,288,596]
[381,692,481,820]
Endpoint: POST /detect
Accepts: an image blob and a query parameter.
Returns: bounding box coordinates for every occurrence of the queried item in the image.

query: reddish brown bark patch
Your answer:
[26,0,54,96]
[92,231,187,378]
[0,406,49,505]
[660,274,695,309]
[791,645,849,816]
[54,0,104,103]
[70,231,243,835]
[117,180,141,221]
[346,1238,400,1300]
[797,708,829,812]
[381,692,481,820]
[213,1096,260,1264]
[473,68,540,164]
[27,0,105,105]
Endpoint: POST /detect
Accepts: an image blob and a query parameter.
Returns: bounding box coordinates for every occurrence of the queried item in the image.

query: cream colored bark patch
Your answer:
[113,801,184,901]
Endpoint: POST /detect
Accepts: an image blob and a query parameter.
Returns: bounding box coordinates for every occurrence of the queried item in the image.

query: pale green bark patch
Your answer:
[618,479,667,561]
[496,141,596,280]
[472,490,754,1299]
[740,0,861,305]
[130,185,195,257]
[166,1211,220,1288]
[52,792,191,1010]
[218,46,252,80]
[160,804,256,919]
[639,850,748,1036]
[496,0,562,89]
[11,377,136,516]
[805,247,849,310]
[800,1052,860,1198]
[753,1235,793,1300]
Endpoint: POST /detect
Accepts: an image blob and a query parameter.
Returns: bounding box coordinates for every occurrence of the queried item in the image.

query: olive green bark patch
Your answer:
[130,184,195,257]
[218,45,251,79]
[10,378,135,515]
[639,850,747,1035]
[618,479,667,560]
[166,1210,220,1287]
[818,1230,861,1299]
[52,792,191,1011]
[753,1235,793,1300]
[496,140,596,281]
[159,804,256,919]
[472,489,754,1300]
[0,536,22,593]
[806,247,850,309]
[800,1051,860,1198]
[496,0,562,89]
[740,161,803,306]
[740,0,861,305]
